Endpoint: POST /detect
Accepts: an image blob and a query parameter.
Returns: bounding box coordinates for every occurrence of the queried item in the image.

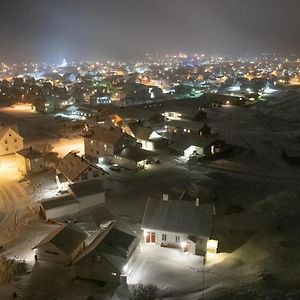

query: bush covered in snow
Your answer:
[0,255,27,285]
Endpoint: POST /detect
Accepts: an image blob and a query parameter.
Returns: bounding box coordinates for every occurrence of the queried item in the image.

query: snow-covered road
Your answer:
[0,155,35,245]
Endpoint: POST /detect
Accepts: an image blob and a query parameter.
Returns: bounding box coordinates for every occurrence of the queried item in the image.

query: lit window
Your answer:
[111,272,117,276]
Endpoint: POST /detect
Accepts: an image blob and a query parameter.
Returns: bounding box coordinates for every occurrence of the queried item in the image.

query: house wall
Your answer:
[184,145,204,158]
[36,243,71,265]
[75,254,121,284]
[16,153,28,174]
[78,192,106,211]
[84,137,114,159]
[72,166,106,183]
[111,155,138,170]
[43,202,80,221]
[142,228,208,255]
[0,129,23,156]
[29,157,45,173]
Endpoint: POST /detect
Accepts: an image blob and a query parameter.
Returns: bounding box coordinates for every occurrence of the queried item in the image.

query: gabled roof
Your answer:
[73,222,138,272]
[127,122,154,140]
[166,119,207,131]
[56,152,107,182]
[0,124,23,140]
[33,223,88,256]
[169,134,219,151]
[116,147,155,162]
[142,197,213,237]
[87,126,133,145]
[40,194,78,210]
[17,148,43,159]
[68,179,104,198]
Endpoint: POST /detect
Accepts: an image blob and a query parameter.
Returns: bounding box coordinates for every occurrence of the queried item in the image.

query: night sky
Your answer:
[0,0,299,63]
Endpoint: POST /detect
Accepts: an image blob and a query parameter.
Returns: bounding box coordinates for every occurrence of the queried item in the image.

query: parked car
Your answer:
[109,164,121,172]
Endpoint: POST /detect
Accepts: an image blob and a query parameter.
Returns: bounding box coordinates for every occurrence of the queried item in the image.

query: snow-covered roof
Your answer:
[73,222,138,272]
[87,125,133,145]
[40,194,78,210]
[17,148,43,159]
[33,223,88,256]
[142,197,213,237]
[0,124,22,140]
[68,179,104,198]
[56,152,107,182]
[127,122,154,140]
[166,119,207,131]
[169,134,219,151]
[116,147,155,162]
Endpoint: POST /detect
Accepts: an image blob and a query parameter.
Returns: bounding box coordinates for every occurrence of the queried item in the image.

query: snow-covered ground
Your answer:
[1,96,300,299]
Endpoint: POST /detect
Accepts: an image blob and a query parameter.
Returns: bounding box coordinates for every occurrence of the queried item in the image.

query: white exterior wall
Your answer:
[0,129,23,156]
[73,167,106,183]
[36,243,71,265]
[78,192,105,210]
[184,145,204,158]
[84,138,114,160]
[142,228,208,255]
[44,202,80,220]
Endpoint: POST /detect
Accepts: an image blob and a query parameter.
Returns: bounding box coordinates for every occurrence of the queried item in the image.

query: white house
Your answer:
[141,195,216,256]
[123,122,166,150]
[55,152,107,189]
[0,124,24,156]
[16,147,45,175]
[84,126,136,164]
[112,147,156,170]
[40,179,106,221]
[73,222,139,284]
[169,134,224,158]
[33,223,88,265]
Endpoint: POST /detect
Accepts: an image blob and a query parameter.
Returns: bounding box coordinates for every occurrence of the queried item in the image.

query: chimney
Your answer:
[195,198,200,207]
[162,194,168,201]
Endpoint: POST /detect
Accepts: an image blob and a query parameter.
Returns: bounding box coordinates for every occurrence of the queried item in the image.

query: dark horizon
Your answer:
[0,0,299,64]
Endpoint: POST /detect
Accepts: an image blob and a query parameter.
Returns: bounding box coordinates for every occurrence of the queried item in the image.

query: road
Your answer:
[0,155,35,245]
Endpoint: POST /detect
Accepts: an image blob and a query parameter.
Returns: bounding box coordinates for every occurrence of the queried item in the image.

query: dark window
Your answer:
[45,250,59,255]
[162,234,167,241]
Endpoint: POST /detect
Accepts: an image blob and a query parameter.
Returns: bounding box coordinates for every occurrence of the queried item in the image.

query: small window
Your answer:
[4,140,8,144]
[96,150,99,155]
[162,234,167,241]
[175,236,180,243]
[5,147,8,151]
[82,173,88,180]
[14,138,17,142]
[93,171,99,177]
[9,133,11,137]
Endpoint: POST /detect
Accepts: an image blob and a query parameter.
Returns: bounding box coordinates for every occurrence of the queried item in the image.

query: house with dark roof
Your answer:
[33,223,88,265]
[141,195,216,256]
[40,180,106,221]
[0,124,24,156]
[16,147,45,174]
[84,125,136,164]
[55,152,107,188]
[165,119,211,137]
[73,222,139,284]
[123,122,166,150]
[112,147,156,170]
[169,134,224,158]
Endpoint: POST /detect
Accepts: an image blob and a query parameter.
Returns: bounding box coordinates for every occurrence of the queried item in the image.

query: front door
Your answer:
[151,232,156,243]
